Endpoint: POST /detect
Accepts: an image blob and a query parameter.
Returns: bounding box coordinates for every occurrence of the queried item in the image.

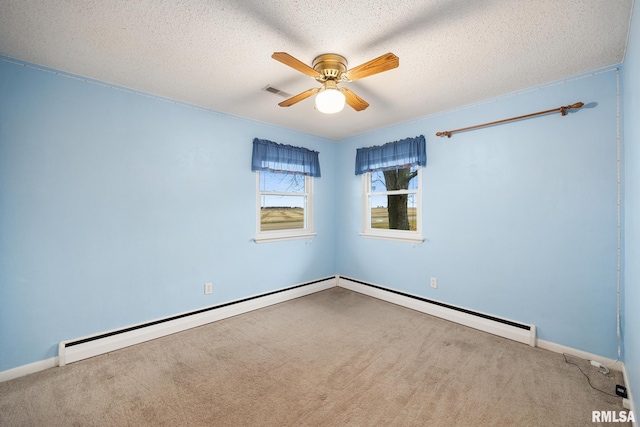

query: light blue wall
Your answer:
[623,0,640,413]
[0,53,628,376]
[336,70,621,359]
[0,58,337,371]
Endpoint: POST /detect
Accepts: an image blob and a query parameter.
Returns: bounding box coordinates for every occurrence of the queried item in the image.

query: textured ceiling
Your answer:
[0,0,634,140]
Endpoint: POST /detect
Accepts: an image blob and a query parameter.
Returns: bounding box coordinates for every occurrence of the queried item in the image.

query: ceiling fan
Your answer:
[271,52,399,114]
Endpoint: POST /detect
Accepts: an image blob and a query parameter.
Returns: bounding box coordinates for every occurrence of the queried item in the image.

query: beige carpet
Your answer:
[0,287,630,426]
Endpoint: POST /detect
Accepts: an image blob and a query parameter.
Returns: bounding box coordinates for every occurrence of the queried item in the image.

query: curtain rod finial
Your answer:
[561,101,584,116]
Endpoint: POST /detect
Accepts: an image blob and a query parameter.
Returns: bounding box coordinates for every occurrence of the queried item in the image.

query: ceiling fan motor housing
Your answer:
[312,53,347,81]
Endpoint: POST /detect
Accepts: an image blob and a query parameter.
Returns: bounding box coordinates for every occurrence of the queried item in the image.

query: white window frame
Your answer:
[360,167,424,243]
[254,171,316,243]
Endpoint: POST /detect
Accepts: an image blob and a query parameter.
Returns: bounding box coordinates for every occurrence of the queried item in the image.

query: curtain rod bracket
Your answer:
[436,101,584,138]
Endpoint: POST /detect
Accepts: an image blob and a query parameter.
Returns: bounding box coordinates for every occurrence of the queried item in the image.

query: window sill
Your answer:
[359,232,424,244]
[253,232,317,244]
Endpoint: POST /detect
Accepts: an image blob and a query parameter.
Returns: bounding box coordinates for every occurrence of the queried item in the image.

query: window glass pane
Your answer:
[369,193,417,231]
[370,166,418,192]
[260,195,305,231]
[260,171,305,193]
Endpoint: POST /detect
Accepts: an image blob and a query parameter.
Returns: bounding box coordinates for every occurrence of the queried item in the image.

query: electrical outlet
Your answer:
[204,282,213,295]
[430,277,437,289]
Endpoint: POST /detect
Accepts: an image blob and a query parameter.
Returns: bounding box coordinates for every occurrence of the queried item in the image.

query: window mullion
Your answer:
[261,191,303,197]
[369,189,416,196]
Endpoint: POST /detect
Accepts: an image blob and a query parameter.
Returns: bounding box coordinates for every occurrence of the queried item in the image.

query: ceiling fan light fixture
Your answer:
[272,51,398,113]
[315,83,345,114]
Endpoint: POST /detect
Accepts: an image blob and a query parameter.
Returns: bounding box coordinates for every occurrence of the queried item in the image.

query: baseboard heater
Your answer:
[58,276,336,366]
[337,276,536,347]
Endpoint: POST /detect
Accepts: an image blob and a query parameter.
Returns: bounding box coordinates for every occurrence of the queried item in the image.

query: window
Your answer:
[362,166,422,242]
[356,135,426,243]
[251,138,320,243]
[255,170,315,242]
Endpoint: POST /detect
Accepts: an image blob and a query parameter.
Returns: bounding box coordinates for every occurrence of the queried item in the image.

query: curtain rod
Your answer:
[435,102,584,138]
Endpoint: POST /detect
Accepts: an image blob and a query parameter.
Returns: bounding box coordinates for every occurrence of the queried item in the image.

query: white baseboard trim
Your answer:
[58,277,337,366]
[337,276,536,347]
[3,272,632,413]
[0,357,58,383]
[1,277,335,381]
[536,339,624,372]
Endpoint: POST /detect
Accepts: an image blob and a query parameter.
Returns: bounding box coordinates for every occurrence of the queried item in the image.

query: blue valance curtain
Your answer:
[354,135,426,175]
[251,138,321,177]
